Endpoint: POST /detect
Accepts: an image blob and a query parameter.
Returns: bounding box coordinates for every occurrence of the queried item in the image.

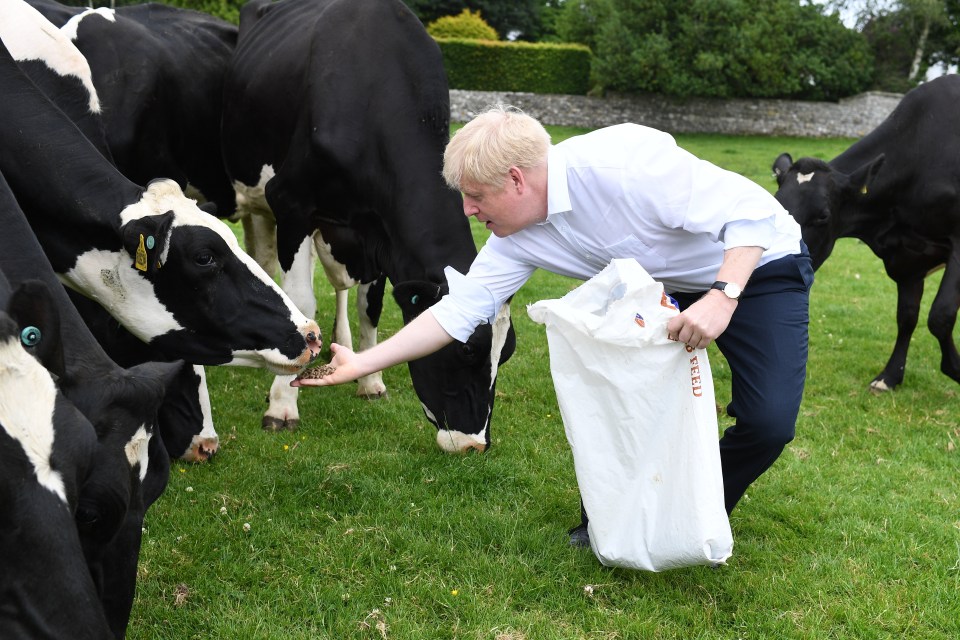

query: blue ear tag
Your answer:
[411,295,419,305]
[20,326,41,347]
[146,235,156,250]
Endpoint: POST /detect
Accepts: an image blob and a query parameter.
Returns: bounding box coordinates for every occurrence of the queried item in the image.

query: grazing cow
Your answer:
[0,295,114,639]
[0,39,322,373]
[0,168,180,639]
[222,0,516,451]
[772,75,960,392]
[24,0,238,216]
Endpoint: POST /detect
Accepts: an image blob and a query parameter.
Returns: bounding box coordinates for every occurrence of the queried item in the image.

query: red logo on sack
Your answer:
[634,313,645,327]
[661,292,679,311]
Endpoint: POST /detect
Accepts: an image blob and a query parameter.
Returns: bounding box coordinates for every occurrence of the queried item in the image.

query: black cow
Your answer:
[25,0,238,216]
[0,280,114,639]
[222,0,516,451]
[772,74,960,392]
[0,39,322,373]
[0,165,180,639]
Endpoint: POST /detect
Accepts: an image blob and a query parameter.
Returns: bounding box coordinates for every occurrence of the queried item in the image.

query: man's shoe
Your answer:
[568,522,590,548]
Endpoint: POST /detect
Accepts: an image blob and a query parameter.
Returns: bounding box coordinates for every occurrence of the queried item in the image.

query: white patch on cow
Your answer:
[0,335,67,503]
[435,426,488,453]
[0,0,101,113]
[179,366,219,461]
[64,248,183,341]
[124,425,151,483]
[797,172,815,184]
[194,365,216,440]
[60,7,116,41]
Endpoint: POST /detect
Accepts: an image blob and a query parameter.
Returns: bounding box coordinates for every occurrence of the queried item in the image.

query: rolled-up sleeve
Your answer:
[430,267,501,343]
[720,216,777,251]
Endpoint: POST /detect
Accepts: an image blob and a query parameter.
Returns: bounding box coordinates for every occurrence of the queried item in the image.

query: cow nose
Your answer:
[305,328,322,358]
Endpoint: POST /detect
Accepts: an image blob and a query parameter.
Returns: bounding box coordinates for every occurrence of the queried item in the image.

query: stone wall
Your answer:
[450,89,904,138]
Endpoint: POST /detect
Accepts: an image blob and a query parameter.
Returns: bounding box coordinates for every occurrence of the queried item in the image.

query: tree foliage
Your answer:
[560,0,875,100]
[426,8,498,40]
[402,0,546,40]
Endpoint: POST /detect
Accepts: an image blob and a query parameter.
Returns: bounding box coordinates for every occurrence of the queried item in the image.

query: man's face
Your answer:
[460,168,543,238]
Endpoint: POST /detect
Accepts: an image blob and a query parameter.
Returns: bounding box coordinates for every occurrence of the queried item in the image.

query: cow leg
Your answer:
[926,253,960,383]
[233,171,281,279]
[158,365,219,462]
[262,236,315,431]
[355,278,387,399]
[870,275,924,392]
[238,207,280,280]
[313,232,387,399]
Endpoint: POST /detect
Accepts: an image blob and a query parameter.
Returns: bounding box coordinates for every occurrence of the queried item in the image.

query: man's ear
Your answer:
[120,211,175,274]
[509,166,524,192]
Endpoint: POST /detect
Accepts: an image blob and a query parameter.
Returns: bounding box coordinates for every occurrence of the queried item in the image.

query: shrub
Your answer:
[426,8,498,41]
[436,38,591,95]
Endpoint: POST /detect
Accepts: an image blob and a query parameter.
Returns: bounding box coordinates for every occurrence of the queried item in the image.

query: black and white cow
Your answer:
[0,280,114,639]
[0,38,322,373]
[25,0,238,216]
[2,0,216,464]
[0,166,180,639]
[773,74,960,392]
[222,0,516,451]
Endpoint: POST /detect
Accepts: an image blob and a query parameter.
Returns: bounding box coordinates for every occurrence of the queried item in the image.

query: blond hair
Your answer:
[443,105,551,190]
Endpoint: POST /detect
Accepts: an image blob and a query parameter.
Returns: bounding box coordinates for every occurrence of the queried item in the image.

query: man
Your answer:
[295,105,813,546]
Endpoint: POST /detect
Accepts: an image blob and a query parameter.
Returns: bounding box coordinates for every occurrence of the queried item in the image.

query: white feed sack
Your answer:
[528,259,733,571]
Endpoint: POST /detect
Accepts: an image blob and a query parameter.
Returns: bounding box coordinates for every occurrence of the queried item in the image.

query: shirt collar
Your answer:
[544,145,571,223]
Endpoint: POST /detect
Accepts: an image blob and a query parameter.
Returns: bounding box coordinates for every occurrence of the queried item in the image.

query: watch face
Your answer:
[725,283,742,299]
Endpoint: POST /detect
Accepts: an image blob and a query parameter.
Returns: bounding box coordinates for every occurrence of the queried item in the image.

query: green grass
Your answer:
[129,130,959,639]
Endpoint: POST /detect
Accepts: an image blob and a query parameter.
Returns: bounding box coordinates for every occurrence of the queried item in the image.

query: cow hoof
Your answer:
[869,379,894,394]
[261,416,287,432]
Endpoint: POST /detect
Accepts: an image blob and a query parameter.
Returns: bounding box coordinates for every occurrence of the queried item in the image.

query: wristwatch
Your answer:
[710,281,742,300]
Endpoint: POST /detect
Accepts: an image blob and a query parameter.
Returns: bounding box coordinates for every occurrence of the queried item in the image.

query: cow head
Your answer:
[772,152,886,270]
[67,359,181,555]
[66,179,322,374]
[393,281,516,453]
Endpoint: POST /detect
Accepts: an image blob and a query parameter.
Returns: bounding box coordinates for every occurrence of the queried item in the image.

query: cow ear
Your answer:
[121,211,175,274]
[7,280,66,380]
[850,154,885,196]
[198,201,218,216]
[772,153,793,186]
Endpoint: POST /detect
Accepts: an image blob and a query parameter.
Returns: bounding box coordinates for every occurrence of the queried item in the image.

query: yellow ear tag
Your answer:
[860,184,868,195]
[135,233,148,272]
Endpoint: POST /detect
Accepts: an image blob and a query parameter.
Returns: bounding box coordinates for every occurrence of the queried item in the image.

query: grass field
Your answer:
[129,129,959,639]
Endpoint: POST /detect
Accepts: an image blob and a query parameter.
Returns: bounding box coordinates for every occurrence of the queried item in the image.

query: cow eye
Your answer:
[195,252,216,267]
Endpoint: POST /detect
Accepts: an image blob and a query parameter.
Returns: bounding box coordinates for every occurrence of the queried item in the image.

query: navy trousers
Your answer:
[671,248,814,514]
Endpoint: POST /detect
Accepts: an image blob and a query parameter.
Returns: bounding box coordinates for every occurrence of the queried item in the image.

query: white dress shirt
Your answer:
[431,123,803,342]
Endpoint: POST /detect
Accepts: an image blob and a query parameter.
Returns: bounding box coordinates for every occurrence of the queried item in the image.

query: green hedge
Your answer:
[435,38,591,95]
